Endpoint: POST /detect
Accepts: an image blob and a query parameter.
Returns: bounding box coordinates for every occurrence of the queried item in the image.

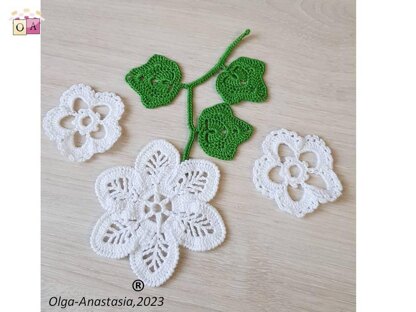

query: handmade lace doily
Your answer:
[43,84,124,162]
[91,139,226,287]
[253,129,342,217]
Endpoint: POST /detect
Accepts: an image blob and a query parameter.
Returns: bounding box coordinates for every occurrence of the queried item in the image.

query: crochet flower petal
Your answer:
[95,167,142,215]
[135,139,180,186]
[96,120,122,152]
[262,129,304,161]
[276,186,320,217]
[60,83,95,110]
[253,155,286,200]
[170,199,226,251]
[303,168,343,203]
[90,212,139,259]
[165,159,220,202]
[43,106,75,141]
[129,230,179,287]
[300,135,334,170]
[56,133,96,162]
[93,92,124,121]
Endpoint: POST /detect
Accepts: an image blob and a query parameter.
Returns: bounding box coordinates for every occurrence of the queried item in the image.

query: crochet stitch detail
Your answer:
[253,129,342,217]
[197,103,253,160]
[216,57,267,104]
[43,83,124,162]
[125,55,182,109]
[91,139,226,287]
[125,29,268,161]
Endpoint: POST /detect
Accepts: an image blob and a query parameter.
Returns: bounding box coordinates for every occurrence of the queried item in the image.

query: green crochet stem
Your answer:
[181,29,251,161]
[183,29,250,89]
[182,86,196,161]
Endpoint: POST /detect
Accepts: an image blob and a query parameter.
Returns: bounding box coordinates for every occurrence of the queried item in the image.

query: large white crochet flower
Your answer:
[91,139,226,287]
[253,129,342,217]
[43,84,124,162]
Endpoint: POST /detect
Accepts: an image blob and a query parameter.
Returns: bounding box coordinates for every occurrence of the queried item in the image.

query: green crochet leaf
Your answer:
[197,103,253,160]
[216,57,267,104]
[125,55,182,109]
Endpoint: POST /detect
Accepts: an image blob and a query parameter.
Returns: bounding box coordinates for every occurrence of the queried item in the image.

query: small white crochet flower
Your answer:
[253,129,342,217]
[43,84,124,162]
[91,139,225,287]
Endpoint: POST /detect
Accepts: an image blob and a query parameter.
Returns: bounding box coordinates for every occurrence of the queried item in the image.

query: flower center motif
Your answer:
[288,165,300,178]
[143,192,172,224]
[280,157,308,187]
[75,108,99,135]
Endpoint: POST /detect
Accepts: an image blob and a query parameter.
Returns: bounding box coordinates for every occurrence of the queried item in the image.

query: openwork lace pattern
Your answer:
[43,84,124,162]
[91,139,226,287]
[125,29,268,161]
[253,129,342,217]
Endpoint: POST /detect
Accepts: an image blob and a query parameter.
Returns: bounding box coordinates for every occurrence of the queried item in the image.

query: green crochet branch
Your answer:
[182,85,196,161]
[181,29,251,161]
[182,29,251,89]
[125,29,268,162]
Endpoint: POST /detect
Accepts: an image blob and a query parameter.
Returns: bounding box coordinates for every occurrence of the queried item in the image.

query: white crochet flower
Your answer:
[253,129,342,217]
[43,84,124,162]
[91,139,226,287]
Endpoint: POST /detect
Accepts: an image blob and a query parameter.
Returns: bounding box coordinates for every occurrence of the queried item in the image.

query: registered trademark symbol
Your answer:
[132,279,144,292]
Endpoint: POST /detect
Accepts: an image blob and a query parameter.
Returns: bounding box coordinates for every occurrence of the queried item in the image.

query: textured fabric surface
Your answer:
[253,129,342,217]
[43,83,124,162]
[197,103,253,160]
[91,139,226,287]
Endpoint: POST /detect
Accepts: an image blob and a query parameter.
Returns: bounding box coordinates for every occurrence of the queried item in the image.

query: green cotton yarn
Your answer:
[125,29,268,161]
[125,55,182,109]
[197,103,253,160]
[216,57,267,104]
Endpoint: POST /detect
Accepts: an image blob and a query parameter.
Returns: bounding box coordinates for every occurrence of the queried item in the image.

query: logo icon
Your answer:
[131,279,144,292]
[10,9,44,36]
